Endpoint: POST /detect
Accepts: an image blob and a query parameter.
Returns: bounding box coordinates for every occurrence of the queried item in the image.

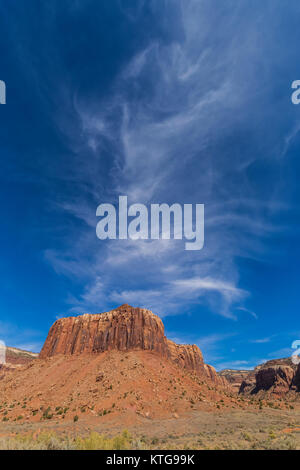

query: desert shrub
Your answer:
[0,432,76,450]
[75,430,132,450]
[241,432,252,441]
[0,431,152,450]
[42,407,53,420]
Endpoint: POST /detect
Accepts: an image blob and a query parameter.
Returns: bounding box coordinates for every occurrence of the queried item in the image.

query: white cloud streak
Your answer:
[44,0,293,321]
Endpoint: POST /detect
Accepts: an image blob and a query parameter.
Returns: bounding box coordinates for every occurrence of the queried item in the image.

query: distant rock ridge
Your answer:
[5,347,38,365]
[218,369,251,392]
[239,357,300,396]
[40,304,227,387]
[0,347,38,378]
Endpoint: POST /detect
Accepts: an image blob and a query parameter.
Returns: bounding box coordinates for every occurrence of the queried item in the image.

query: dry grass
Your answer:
[0,430,141,450]
[0,408,299,450]
[0,429,298,450]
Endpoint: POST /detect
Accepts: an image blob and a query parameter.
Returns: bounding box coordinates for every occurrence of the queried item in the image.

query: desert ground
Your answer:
[0,307,299,450]
[0,407,299,449]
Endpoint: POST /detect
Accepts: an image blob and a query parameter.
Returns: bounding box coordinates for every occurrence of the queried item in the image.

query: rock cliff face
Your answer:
[40,304,227,387]
[204,364,228,387]
[292,364,300,391]
[239,358,300,396]
[255,366,295,394]
[40,305,168,358]
[166,340,206,375]
[238,371,256,394]
[218,369,251,392]
[0,347,38,380]
[5,347,38,366]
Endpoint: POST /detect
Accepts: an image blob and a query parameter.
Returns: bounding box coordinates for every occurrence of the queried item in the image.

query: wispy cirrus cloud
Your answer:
[66,275,247,319]
[249,337,273,344]
[42,0,294,324]
[237,307,258,320]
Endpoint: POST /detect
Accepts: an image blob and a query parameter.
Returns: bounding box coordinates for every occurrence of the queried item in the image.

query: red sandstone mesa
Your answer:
[40,304,226,387]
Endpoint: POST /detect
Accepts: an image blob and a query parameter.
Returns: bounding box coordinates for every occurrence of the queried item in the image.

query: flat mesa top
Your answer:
[55,305,157,323]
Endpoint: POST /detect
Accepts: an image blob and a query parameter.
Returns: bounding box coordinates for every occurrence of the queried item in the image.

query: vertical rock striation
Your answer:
[40,304,227,387]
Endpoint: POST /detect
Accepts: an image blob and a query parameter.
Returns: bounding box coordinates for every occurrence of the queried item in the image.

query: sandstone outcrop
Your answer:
[204,364,228,387]
[255,365,294,394]
[0,347,38,380]
[40,305,168,358]
[40,304,227,388]
[166,340,206,375]
[218,369,251,392]
[238,371,256,394]
[292,363,300,391]
[5,347,38,366]
[239,358,300,396]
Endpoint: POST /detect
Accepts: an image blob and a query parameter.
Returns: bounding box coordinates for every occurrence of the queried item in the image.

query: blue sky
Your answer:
[0,0,300,370]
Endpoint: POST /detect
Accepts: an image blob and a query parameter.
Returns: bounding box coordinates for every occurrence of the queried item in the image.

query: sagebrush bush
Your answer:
[75,430,133,450]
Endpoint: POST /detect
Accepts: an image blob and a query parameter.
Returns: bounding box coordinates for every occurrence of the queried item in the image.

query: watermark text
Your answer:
[96,196,204,251]
[292,340,300,365]
[0,80,6,104]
